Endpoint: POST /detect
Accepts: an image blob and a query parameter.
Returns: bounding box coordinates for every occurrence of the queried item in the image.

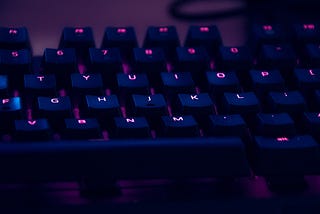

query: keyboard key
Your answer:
[268,91,306,114]
[0,137,250,179]
[24,74,56,96]
[0,97,22,131]
[59,27,95,56]
[249,69,285,97]
[223,92,260,115]
[303,112,320,139]
[43,48,77,86]
[206,71,241,97]
[0,75,9,96]
[14,119,51,141]
[176,93,214,123]
[117,73,149,101]
[133,47,166,81]
[37,96,72,130]
[185,25,222,56]
[85,95,121,127]
[253,135,319,175]
[250,24,285,52]
[113,116,150,138]
[258,44,296,69]
[0,49,31,75]
[294,68,320,91]
[71,73,103,95]
[88,48,122,87]
[131,94,167,127]
[143,26,179,59]
[216,46,253,70]
[161,115,199,137]
[0,27,30,50]
[176,47,209,74]
[207,114,247,137]
[63,118,101,139]
[301,44,320,67]
[293,23,320,44]
[161,72,195,95]
[101,27,138,59]
[255,113,296,137]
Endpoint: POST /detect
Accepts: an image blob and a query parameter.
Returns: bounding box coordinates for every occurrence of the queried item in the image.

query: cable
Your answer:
[168,0,247,21]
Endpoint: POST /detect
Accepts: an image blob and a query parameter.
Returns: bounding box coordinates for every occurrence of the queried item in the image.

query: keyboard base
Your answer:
[1,176,320,213]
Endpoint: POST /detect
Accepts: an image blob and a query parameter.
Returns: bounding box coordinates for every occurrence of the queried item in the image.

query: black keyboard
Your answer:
[1,24,320,213]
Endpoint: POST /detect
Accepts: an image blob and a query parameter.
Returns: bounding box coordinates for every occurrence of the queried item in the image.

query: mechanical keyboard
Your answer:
[1,23,320,213]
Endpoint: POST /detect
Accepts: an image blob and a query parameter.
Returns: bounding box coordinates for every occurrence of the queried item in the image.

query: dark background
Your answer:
[0,0,319,54]
[0,0,247,55]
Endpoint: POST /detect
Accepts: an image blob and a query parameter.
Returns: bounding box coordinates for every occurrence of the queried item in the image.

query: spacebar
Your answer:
[0,137,250,181]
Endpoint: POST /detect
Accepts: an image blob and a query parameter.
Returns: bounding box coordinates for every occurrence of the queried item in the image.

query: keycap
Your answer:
[223,92,260,115]
[161,115,199,137]
[143,26,179,59]
[253,135,319,175]
[0,49,31,88]
[133,47,166,83]
[0,97,22,131]
[176,93,214,123]
[216,46,253,70]
[0,137,250,180]
[71,73,103,95]
[294,68,320,91]
[88,48,122,87]
[161,72,195,95]
[207,114,247,137]
[101,27,138,59]
[258,44,296,69]
[0,75,9,96]
[117,73,149,102]
[176,47,209,75]
[113,116,150,138]
[255,113,296,137]
[59,27,95,56]
[0,27,30,50]
[37,96,72,129]
[292,23,320,44]
[63,118,101,139]
[85,95,121,127]
[268,91,306,114]
[42,48,77,86]
[249,69,285,97]
[14,119,51,141]
[301,44,320,67]
[0,49,31,76]
[24,74,56,96]
[303,112,320,139]
[131,94,167,127]
[250,24,285,52]
[185,25,222,56]
[206,71,241,97]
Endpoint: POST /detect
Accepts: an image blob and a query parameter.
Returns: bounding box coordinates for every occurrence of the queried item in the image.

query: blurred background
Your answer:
[0,0,247,55]
[0,0,319,55]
